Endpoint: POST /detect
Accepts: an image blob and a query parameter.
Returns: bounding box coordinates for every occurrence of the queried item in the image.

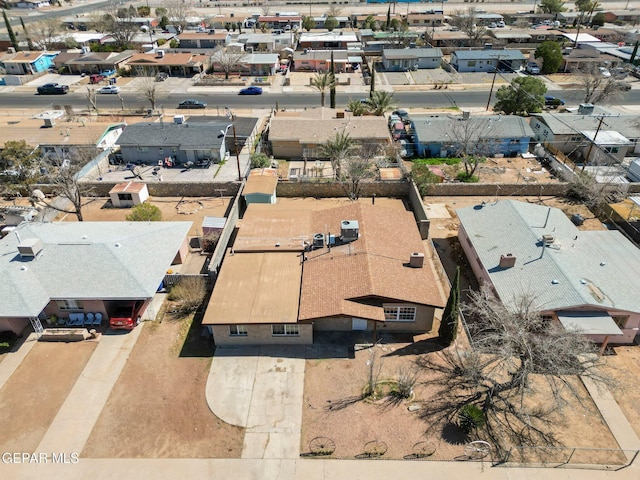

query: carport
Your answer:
[556,311,624,355]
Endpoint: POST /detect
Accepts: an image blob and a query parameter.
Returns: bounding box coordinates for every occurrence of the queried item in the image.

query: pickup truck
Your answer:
[109,303,140,330]
[37,83,69,95]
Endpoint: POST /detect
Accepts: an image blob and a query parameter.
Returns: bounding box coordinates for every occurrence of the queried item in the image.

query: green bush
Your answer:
[414,157,460,166]
[126,202,162,222]
[458,404,486,434]
[456,172,479,183]
[167,277,207,316]
[250,152,271,169]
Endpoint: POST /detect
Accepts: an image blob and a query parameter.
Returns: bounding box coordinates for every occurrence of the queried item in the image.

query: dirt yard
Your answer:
[82,314,244,458]
[0,341,96,453]
[605,346,640,439]
[301,340,622,463]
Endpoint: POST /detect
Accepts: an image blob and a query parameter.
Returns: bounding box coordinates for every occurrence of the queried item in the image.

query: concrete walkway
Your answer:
[206,346,306,460]
[36,326,143,454]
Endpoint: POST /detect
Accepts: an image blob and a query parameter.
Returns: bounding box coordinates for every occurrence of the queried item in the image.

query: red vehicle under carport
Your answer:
[109,301,145,330]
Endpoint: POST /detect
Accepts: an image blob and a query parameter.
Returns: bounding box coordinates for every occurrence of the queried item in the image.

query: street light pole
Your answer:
[225,108,242,181]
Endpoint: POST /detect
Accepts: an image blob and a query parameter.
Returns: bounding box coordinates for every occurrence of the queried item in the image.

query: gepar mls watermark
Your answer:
[2,452,79,464]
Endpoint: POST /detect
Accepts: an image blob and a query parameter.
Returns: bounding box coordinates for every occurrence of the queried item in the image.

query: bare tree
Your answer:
[211,49,247,80]
[448,115,495,179]
[30,18,61,50]
[448,8,487,47]
[102,1,139,48]
[136,72,164,111]
[417,288,614,450]
[577,63,629,105]
[166,0,194,31]
[326,5,342,17]
[31,149,97,221]
[260,4,271,16]
[85,87,98,113]
[339,154,376,200]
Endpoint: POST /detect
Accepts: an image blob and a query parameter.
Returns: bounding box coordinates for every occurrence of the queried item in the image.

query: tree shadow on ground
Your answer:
[442,422,468,445]
[381,337,445,357]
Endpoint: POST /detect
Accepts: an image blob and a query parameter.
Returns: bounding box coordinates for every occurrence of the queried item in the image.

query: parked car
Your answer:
[239,86,263,95]
[155,72,168,82]
[544,96,565,108]
[89,73,105,84]
[598,67,611,78]
[37,83,69,95]
[97,85,121,94]
[497,21,506,28]
[526,63,540,75]
[109,303,139,330]
[178,99,207,109]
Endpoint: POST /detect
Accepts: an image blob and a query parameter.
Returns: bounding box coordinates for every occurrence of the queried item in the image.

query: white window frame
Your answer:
[272,324,300,336]
[384,306,417,322]
[229,325,248,336]
[56,299,83,311]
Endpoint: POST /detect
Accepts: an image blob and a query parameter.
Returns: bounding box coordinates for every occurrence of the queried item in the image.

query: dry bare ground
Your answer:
[301,340,622,463]
[605,346,640,439]
[82,315,244,458]
[0,342,96,453]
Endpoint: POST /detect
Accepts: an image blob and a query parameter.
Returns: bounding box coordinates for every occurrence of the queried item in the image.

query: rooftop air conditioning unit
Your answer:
[156,50,165,58]
[578,103,594,115]
[18,238,44,259]
[340,220,359,242]
[81,46,91,54]
[499,253,516,268]
[313,233,325,248]
[43,118,55,128]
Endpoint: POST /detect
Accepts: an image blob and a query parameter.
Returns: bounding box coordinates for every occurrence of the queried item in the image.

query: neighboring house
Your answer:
[103,32,176,50]
[382,47,442,71]
[581,130,633,164]
[210,52,279,75]
[0,51,57,75]
[412,114,534,158]
[292,49,363,72]
[488,29,563,47]
[236,33,294,53]
[0,221,191,334]
[0,116,125,160]
[529,112,640,157]
[298,31,359,50]
[450,48,525,72]
[177,31,230,49]
[456,200,640,348]
[268,108,391,159]
[115,119,230,166]
[256,15,302,30]
[560,46,610,72]
[242,168,278,205]
[404,12,444,27]
[603,10,640,24]
[124,51,209,76]
[311,16,351,29]
[60,50,135,74]
[50,32,111,49]
[14,0,50,8]
[430,31,478,50]
[202,200,445,345]
[109,182,149,207]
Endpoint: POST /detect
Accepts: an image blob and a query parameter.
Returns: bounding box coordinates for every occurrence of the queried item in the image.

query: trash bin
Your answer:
[571,213,584,226]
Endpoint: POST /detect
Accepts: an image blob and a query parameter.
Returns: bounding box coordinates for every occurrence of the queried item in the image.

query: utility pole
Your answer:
[225,107,242,181]
[583,115,606,171]
[485,57,500,111]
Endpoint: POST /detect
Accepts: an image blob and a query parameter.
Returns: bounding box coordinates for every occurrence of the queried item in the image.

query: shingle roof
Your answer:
[412,115,534,143]
[0,221,191,318]
[456,200,640,314]
[382,47,442,60]
[116,121,228,150]
[531,113,640,139]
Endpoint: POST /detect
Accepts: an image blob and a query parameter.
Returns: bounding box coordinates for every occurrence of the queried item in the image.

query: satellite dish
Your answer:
[32,189,45,201]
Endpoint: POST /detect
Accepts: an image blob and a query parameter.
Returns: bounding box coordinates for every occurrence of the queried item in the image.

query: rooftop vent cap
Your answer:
[499,253,516,268]
[17,238,44,259]
[542,234,555,245]
[409,252,424,268]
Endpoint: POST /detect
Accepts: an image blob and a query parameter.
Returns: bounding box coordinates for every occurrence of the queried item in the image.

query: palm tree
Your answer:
[320,130,355,179]
[310,70,336,107]
[347,99,368,116]
[366,91,396,116]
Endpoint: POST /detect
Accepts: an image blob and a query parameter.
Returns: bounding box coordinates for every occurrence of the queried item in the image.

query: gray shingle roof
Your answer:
[412,115,534,143]
[116,121,229,149]
[531,113,640,140]
[0,221,191,318]
[456,200,640,314]
[382,47,442,60]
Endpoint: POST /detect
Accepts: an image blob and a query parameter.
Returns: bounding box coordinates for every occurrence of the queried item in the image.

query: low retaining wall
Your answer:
[421,182,569,197]
[39,328,91,342]
[276,180,410,198]
[69,181,242,198]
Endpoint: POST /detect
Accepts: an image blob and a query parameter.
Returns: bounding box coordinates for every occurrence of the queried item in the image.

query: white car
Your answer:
[97,85,121,94]
[598,67,611,78]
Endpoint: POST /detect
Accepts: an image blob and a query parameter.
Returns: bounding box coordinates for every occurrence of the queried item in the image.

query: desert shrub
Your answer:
[456,172,479,183]
[458,404,486,434]
[126,202,162,222]
[250,152,271,169]
[202,230,221,253]
[167,277,207,316]
[392,366,419,398]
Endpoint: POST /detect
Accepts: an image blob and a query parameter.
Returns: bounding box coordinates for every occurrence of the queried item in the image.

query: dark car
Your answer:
[238,86,263,95]
[178,99,207,109]
[544,96,565,108]
[37,83,69,95]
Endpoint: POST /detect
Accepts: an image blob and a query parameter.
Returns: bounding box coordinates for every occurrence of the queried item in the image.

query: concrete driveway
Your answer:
[206,346,306,460]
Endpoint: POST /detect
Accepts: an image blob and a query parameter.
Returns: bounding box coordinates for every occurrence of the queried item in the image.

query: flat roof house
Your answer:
[0,221,191,334]
[298,31,359,50]
[268,108,391,159]
[457,200,640,349]
[412,114,534,158]
[450,48,525,73]
[203,200,445,345]
[382,47,442,71]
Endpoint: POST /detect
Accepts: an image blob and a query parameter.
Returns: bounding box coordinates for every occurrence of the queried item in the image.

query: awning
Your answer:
[348,56,362,63]
[557,311,623,336]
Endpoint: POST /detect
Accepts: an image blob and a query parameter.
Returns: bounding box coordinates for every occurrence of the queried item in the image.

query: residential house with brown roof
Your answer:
[58,50,135,74]
[268,108,391,159]
[124,51,210,76]
[202,200,445,345]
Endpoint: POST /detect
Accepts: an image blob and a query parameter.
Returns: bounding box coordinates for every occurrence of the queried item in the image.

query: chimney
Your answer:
[499,254,516,268]
[409,252,424,268]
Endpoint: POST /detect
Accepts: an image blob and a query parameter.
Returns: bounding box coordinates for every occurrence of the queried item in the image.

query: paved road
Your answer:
[1,89,637,111]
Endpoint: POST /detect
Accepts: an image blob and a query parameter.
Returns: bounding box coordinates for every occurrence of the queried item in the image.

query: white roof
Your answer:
[581,130,632,146]
[0,221,191,318]
[561,32,601,43]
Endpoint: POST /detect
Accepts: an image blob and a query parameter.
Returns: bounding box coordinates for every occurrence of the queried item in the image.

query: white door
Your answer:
[352,318,368,331]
